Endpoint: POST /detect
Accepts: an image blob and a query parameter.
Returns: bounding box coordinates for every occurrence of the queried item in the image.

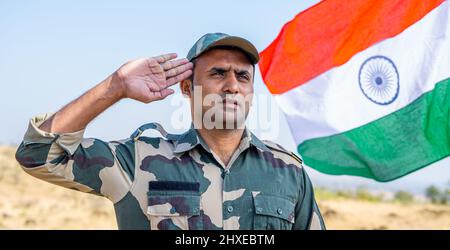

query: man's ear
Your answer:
[180,79,192,98]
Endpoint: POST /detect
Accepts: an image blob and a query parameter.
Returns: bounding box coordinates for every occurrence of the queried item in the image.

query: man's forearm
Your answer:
[39,73,124,133]
[37,54,192,133]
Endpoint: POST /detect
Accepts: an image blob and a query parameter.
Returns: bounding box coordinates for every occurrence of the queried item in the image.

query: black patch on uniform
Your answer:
[149,181,200,191]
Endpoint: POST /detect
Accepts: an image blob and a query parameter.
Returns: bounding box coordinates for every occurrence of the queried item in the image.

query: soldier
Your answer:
[15,33,325,230]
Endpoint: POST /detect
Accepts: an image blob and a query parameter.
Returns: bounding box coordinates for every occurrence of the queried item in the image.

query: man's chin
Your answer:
[201,117,246,130]
[195,106,247,130]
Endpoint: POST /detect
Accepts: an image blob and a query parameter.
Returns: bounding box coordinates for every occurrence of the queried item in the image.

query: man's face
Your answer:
[186,48,254,130]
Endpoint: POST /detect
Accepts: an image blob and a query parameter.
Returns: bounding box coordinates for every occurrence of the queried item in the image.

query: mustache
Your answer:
[222,97,238,105]
[218,94,250,105]
[200,93,253,108]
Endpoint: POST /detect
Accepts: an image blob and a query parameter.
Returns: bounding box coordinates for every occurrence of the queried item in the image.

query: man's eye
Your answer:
[238,74,250,80]
[212,71,224,76]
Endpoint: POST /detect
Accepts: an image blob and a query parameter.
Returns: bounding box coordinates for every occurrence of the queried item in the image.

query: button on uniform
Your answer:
[277,208,283,215]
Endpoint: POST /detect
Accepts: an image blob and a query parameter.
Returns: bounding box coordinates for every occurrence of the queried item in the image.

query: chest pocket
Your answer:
[147,181,202,230]
[252,192,296,230]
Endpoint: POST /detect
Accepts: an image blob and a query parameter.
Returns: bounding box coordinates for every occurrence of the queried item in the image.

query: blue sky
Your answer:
[1,0,449,193]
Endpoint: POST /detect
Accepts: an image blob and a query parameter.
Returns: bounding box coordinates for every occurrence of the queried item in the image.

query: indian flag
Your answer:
[259,0,450,181]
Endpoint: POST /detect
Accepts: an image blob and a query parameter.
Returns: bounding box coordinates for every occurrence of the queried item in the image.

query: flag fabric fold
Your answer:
[259,0,450,181]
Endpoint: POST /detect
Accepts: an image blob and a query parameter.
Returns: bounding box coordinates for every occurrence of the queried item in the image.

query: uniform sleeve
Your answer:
[293,167,326,230]
[15,113,135,203]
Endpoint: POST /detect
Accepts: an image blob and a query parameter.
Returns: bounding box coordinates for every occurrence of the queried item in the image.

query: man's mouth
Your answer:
[222,98,238,109]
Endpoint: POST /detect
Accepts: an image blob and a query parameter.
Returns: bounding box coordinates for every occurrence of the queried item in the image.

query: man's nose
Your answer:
[223,74,239,94]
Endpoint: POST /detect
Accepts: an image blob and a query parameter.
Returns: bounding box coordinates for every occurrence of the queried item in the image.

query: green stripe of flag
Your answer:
[298,78,450,182]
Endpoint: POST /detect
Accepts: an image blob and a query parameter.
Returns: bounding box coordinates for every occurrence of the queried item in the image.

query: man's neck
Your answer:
[196,127,245,167]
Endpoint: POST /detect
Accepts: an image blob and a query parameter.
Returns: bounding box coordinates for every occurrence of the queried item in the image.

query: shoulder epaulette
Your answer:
[262,140,303,165]
[130,122,180,141]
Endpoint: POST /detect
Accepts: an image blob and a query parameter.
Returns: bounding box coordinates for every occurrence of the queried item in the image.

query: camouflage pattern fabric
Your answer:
[15,113,325,230]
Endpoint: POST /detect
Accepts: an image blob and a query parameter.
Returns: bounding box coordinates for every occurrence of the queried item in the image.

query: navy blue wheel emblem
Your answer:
[358,55,399,105]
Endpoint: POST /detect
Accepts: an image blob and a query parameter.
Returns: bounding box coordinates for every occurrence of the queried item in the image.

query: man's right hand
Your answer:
[114,53,193,103]
[38,53,193,133]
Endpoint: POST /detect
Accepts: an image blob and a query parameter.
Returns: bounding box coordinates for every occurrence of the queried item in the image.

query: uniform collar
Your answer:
[173,124,271,154]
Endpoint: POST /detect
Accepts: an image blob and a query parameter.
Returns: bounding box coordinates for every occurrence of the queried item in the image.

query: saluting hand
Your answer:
[115,53,193,103]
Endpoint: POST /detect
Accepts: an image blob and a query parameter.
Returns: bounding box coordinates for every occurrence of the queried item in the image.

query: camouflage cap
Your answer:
[187,33,259,64]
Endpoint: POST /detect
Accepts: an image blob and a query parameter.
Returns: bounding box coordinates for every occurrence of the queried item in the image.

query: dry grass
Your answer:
[0,146,116,229]
[319,200,450,229]
[1,146,449,229]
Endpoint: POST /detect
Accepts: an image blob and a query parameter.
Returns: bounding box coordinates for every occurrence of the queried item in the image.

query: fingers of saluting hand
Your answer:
[146,53,194,89]
[166,70,193,86]
[161,57,190,70]
[150,88,175,101]
[148,54,193,78]
[164,59,194,78]
[153,53,178,64]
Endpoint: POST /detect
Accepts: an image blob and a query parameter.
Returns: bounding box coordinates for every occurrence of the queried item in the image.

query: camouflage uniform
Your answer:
[15,113,325,230]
